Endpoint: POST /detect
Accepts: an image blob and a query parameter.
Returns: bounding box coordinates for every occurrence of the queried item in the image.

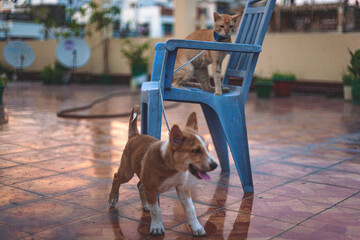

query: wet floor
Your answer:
[1,82,360,239]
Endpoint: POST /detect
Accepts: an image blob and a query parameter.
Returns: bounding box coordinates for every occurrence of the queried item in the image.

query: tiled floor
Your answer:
[1,82,360,240]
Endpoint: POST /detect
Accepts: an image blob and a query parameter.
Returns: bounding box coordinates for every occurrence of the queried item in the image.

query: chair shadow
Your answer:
[228,193,254,239]
[204,172,254,239]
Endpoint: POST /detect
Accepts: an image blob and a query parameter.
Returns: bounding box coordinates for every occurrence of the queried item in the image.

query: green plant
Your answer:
[342,73,353,86]
[348,49,360,80]
[0,62,12,76]
[254,77,272,98]
[40,62,67,84]
[120,39,150,68]
[87,2,120,74]
[88,2,121,34]
[254,77,273,86]
[0,74,8,87]
[32,6,58,39]
[40,65,53,84]
[271,72,296,82]
[52,66,64,84]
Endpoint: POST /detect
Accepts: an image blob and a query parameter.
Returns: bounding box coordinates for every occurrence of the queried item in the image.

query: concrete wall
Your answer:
[1,33,359,82]
[257,32,360,82]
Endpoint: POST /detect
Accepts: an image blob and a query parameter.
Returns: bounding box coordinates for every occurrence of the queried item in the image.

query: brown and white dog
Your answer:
[108,105,217,236]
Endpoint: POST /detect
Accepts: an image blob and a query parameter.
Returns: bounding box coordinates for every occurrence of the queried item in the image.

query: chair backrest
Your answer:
[154,0,275,98]
[224,0,276,102]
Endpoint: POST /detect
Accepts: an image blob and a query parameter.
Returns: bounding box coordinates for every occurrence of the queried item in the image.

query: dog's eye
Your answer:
[192,148,202,154]
[220,25,224,28]
[230,25,234,28]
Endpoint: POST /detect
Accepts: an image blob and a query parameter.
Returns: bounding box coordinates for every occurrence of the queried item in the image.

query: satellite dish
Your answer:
[56,38,91,69]
[4,41,35,69]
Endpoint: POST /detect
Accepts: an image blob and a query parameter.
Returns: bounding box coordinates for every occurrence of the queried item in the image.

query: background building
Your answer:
[0,0,91,40]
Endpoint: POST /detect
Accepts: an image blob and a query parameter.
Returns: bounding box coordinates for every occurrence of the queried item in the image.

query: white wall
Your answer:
[121,3,173,37]
[138,6,162,37]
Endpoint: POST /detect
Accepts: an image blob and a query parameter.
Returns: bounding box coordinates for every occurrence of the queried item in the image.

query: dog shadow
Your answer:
[204,172,254,239]
[108,209,127,240]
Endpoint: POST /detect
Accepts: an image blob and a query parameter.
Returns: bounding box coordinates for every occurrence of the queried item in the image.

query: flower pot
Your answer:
[274,81,293,97]
[130,63,147,89]
[256,85,272,98]
[101,73,112,84]
[255,81,272,98]
[343,85,352,101]
[352,80,360,105]
[0,87,7,124]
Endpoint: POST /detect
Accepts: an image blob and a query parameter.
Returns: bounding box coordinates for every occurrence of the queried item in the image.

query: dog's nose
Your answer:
[210,161,218,170]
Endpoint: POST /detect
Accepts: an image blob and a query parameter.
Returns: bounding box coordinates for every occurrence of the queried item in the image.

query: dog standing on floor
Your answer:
[108,105,218,236]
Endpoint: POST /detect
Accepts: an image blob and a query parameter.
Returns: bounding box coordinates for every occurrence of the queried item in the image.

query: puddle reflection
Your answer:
[108,209,127,240]
[205,173,254,239]
[90,119,114,179]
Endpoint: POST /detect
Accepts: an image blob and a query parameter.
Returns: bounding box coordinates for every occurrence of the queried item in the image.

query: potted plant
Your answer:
[0,73,8,124]
[348,49,360,105]
[254,77,272,98]
[40,62,67,84]
[271,72,295,97]
[120,39,149,89]
[342,73,352,101]
[0,73,7,106]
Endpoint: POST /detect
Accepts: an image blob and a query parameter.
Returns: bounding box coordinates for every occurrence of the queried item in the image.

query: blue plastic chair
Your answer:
[140,0,276,193]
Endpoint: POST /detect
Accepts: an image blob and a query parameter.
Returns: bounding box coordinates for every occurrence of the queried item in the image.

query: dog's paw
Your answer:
[108,197,118,208]
[150,223,165,235]
[214,91,222,96]
[190,223,206,237]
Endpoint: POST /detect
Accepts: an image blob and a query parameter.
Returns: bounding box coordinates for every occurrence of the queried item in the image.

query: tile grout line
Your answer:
[268,189,360,239]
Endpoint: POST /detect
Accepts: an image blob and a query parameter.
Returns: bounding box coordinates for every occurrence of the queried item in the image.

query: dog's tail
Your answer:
[128,105,140,139]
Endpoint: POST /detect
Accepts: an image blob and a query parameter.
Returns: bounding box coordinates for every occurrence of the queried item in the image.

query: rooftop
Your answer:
[1,82,360,239]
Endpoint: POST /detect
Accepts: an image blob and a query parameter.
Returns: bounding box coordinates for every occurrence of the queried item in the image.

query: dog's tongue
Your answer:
[198,170,211,181]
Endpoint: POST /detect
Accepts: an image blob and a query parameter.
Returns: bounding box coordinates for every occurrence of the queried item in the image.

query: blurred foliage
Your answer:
[348,49,360,80]
[342,73,353,86]
[32,6,64,39]
[32,2,120,39]
[40,62,66,84]
[271,72,296,82]
[0,62,12,76]
[0,74,8,87]
[88,2,120,34]
[120,39,149,67]
[254,77,273,86]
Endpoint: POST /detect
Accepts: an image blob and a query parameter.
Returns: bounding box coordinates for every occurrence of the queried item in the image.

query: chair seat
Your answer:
[142,81,243,108]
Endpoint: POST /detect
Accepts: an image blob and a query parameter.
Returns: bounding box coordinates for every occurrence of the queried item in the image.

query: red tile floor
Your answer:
[1,82,360,239]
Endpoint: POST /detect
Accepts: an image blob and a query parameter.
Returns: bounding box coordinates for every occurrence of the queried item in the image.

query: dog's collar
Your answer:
[213,31,230,42]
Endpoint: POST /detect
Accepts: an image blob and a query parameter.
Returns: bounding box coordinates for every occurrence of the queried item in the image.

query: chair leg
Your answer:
[217,107,254,193]
[201,104,230,172]
[141,89,162,140]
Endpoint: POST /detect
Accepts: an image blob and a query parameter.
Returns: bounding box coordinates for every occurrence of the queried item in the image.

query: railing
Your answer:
[233,3,360,33]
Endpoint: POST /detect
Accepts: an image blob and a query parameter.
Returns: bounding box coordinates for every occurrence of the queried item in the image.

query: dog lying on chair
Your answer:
[108,105,217,236]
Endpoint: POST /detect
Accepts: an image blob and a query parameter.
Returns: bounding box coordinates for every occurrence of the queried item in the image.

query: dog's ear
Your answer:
[186,112,198,131]
[170,125,184,149]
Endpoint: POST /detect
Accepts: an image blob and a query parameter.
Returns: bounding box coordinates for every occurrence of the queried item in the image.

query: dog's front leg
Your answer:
[176,185,206,236]
[146,191,165,235]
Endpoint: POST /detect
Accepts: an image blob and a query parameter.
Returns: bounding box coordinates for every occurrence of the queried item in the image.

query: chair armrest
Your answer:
[165,39,262,53]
